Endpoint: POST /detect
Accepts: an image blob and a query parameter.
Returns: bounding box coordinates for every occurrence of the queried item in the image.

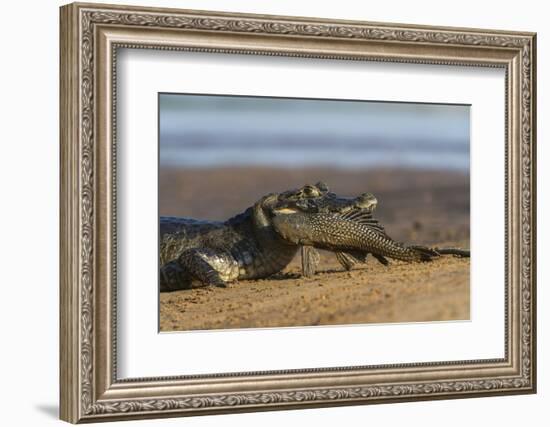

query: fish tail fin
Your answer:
[434,247,470,258]
[409,245,441,262]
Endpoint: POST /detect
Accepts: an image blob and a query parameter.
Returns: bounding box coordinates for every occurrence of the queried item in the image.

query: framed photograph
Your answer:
[60,2,536,423]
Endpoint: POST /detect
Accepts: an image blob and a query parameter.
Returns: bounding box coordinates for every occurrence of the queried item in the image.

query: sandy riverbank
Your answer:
[159,167,470,331]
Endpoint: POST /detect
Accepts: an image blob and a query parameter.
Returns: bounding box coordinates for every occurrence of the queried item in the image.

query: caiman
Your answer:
[160,182,469,291]
[159,183,372,291]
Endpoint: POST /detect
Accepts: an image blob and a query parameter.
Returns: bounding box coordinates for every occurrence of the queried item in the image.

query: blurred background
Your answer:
[159,93,470,245]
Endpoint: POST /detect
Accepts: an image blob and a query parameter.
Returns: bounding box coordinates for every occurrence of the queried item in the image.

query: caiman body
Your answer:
[159,203,299,291]
[160,183,370,291]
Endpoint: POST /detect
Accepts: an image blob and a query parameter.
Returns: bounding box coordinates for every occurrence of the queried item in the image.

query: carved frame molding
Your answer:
[60,2,536,423]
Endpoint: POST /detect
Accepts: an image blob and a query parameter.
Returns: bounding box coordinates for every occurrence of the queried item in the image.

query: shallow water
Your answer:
[159,94,470,171]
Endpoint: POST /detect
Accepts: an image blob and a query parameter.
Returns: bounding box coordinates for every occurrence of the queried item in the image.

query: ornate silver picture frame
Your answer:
[60,2,536,423]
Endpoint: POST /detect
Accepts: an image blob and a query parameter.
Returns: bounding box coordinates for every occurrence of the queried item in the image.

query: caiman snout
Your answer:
[354,193,377,212]
[272,184,378,217]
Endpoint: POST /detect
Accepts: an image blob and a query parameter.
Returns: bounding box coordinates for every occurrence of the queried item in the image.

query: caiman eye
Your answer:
[303,186,317,197]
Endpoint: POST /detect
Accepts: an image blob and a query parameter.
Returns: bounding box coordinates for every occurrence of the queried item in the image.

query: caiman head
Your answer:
[274,182,377,216]
[266,181,380,248]
[266,182,388,270]
[252,182,376,229]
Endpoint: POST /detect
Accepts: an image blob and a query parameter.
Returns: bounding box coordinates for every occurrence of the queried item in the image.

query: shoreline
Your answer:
[160,245,470,332]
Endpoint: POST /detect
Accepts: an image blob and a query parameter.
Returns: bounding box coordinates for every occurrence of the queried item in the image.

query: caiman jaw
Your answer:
[272,207,301,215]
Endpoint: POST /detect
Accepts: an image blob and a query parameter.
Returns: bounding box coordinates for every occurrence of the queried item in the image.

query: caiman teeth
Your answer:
[274,208,300,215]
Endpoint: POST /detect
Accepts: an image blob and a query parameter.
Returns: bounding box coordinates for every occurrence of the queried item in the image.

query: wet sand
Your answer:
[159,167,470,331]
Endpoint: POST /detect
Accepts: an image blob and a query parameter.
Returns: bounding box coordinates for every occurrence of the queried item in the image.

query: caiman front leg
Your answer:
[160,248,239,291]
